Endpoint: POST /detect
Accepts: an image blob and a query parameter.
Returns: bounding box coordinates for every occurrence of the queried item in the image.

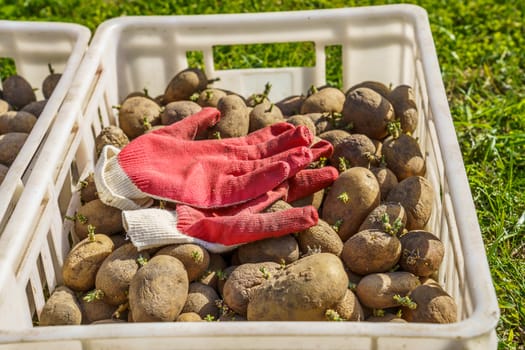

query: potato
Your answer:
[322,167,381,241]
[2,74,36,110]
[181,282,220,319]
[74,199,123,240]
[128,255,189,322]
[341,87,395,139]
[0,111,37,134]
[177,312,203,322]
[208,94,249,139]
[237,235,299,265]
[95,243,148,306]
[21,100,47,118]
[275,95,305,117]
[78,172,98,203]
[300,87,345,114]
[247,253,348,321]
[118,96,161,139]
[164,67,210,103]
[387,85,418,134]
[39,286,82,326]
[333,288,365,321]
[402,279,457,323]
[382,134,426,180]
[249,99,285,132]
[330,133,377,169]
[296,219,344,257]
[156,243,210,282]
[289,188,325,210]
[80,295,117,324]
[0,132,28,166]
[42,71,62,99]
[341,229,401,275]
[356,271,420,309]
[0,99,10,115]
[285,114,316,137]
[222,262,281,316]
[386,176,434,231]
[306,112,336,135]
[160,100,202,125]
[95,125,130,158]
[399,230,444,277]
[370,166,398,200]
[198,252,228,291]
[358,202,407,236]
[346,80,391,97]
[196,88,227,108]
[318,129,351,150]
[62,233,114,291]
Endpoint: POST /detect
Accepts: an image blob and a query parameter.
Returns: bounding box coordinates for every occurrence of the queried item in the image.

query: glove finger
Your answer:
[310,139,334,161]
[180,206,319,246]
[286,166,339,203]
[153,107,221,140]
[226,145,313,180]
[217,123,313,160]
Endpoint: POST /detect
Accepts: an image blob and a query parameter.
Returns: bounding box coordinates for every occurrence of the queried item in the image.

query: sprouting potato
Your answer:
[300,87,345,114]
[322,167,381,241]
[0,132,28,166]
[39,286,82,326]
[156,243,211,282]
[236,235,299,265]
[386,176,434,231]
[208,94,249,138]
[382,133,426,181]
[95,125,130,158]
[249,99,284,132]
[247,253,348,321]
[62,232,114,292]
[341,229,402,275]
[118,96,162,139]
[387,84,418,134]
[0,111,37,134]
[164,67,211,103]
[181,282,220,319]
[399,230,444,277]
[160,100,202,125]
[341,87,395,140]
[1,74,36,110]
[128,255,189,322]
[74,199,123,240]
[275,95,305,117]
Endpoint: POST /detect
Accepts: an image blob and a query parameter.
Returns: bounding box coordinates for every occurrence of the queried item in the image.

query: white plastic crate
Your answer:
[0,20,91,233]
[0,5,499,350]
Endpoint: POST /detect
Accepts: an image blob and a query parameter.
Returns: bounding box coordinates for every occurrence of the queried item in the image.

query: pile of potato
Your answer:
[39,68,457,326]
[0,66,61,184]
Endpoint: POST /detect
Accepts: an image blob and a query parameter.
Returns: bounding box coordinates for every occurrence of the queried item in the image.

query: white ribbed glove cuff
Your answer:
[122,208,239,253]
[95,145,153,210]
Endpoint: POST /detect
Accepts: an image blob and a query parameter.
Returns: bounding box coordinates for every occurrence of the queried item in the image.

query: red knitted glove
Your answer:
[122,164,339,252]
[95,107,316,210]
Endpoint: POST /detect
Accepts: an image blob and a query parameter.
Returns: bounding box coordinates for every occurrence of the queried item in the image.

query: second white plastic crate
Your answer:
[0,20,91,233]
[0,5,499,350]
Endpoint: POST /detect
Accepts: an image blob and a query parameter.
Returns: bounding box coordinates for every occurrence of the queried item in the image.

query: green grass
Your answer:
[1,0,524,349]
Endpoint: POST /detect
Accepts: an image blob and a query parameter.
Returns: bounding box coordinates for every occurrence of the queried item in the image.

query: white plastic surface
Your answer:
[0,5,499,350]
[0,21,91,233]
